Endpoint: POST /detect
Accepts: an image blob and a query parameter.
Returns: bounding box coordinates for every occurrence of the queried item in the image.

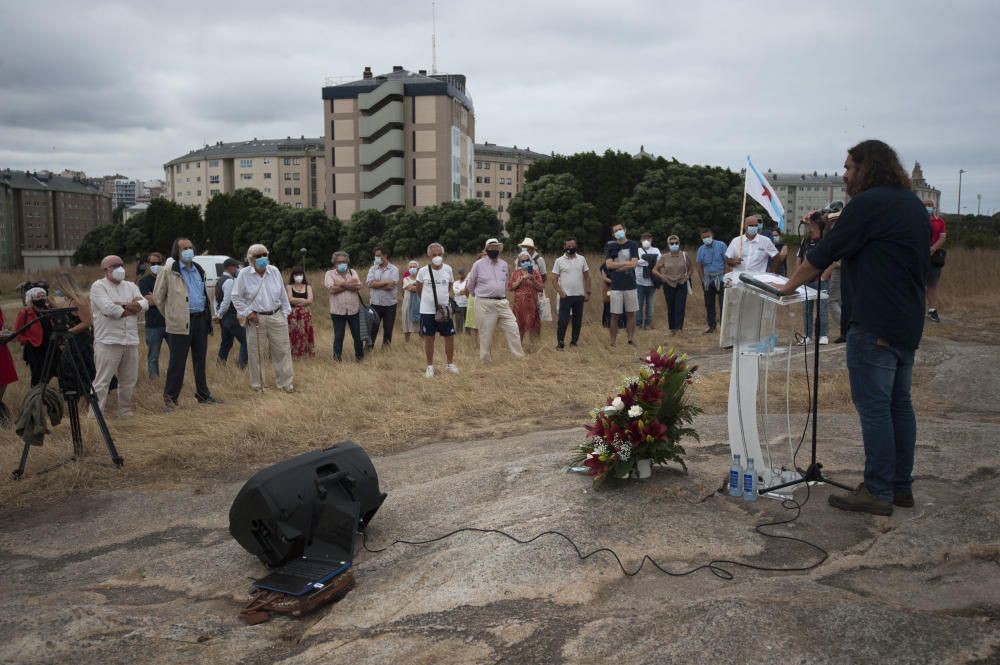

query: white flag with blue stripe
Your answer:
[744,157,786,232]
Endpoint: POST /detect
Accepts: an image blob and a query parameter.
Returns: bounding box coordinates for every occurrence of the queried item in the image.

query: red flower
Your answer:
[583,455,608,477]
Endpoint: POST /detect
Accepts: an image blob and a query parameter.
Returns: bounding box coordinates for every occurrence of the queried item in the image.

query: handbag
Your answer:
[357,293,380,347]
[428,267,452,324]
[931,249,946,268]
[537,293,552,322]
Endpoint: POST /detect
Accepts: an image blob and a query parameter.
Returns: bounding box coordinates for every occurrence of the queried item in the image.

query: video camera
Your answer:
[16,279,49,299]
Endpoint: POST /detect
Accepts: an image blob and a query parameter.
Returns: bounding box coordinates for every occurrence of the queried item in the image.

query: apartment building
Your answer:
[473,143,547,224]
[164,137,327,211]
[0,169,112,269]
[321,66,475,219]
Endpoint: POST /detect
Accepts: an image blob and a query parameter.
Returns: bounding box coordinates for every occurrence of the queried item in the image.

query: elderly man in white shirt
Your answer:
[231,243,294,392]
[89,254,148,417]
[725,215,780,275]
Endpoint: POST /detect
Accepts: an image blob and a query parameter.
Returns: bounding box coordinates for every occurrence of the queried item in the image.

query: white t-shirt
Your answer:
[416,264,453,315]
[453,279,468,307]
[636,245,661,287]
[551,254,590,297]
[725,234,778,274]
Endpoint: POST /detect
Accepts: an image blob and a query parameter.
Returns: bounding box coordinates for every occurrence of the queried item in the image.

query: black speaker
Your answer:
[229,441,387,567]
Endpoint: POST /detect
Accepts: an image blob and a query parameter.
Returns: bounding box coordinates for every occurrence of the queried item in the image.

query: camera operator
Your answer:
[90,255,148,418]
[15,287,55,386]
[796,209,831,345]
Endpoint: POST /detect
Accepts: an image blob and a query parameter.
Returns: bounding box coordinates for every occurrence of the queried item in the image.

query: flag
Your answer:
[744,157,786,232]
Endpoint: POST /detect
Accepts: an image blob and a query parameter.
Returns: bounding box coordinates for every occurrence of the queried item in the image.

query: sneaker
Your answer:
[424,366,435,378]
[197,395,224,405]
[828,483,893,516]
[569,341,578,347]
[703,326,716,335]
[627,340,636,346]
[797,337,812,346]
[163,397,177,413]
[819,336,829,345]
[556,343,565,351]
[893,489,915,508]
[928,309,940,323]
[446,363,459,374]
[280,385,295,394]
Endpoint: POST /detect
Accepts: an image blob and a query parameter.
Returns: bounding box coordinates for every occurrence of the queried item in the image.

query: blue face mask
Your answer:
[702,237,713,246]
[926,207,934,216]
[521,261,532,269]
[746,226,758,237]
[180,248,195,263]
[614,229,626,240]
[255,256,269,270]
[669,244,680,252]
[374,256,382,266]
[336,263,348,273]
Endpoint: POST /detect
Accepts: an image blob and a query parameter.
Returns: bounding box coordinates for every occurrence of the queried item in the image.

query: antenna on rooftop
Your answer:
[431,1,438,74]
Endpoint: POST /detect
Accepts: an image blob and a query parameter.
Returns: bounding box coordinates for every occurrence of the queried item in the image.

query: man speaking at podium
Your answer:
[779,140,930,516]
[782,140,930,515]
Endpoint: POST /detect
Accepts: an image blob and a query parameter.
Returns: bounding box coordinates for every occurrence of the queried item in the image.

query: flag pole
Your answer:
[738,161,749,259]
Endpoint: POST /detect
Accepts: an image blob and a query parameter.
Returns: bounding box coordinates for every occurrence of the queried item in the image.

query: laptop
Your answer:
[253,500,360,597]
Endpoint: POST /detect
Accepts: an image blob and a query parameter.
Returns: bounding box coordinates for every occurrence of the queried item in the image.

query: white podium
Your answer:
[720,272,826,494]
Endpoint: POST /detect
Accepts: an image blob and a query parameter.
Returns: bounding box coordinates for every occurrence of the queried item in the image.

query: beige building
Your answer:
[164,137,326,211]
[473,143,547,224]
[769,161,940,233]
[322,66,475,219]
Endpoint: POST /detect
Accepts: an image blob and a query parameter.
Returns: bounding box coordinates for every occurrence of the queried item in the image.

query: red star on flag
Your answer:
[761,186,772,201]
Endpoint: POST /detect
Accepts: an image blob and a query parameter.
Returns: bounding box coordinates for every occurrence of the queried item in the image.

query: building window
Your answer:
[196,176,201,182]
[196,162,201,168]
[175,165,182,173]
[241,173,252,180]
[475,161,482,169]
[484,163,490,169]
[210,189,220,196]
[264,187,272,193]
[197,190,202,196]
[263,159,271,165]
[484,191,491,198]
[240,159,253,168]
[506,164,512,171]
[185,163,190,170]
[284,187,292,195]
[284,173,292,181]
[484,176,491,184]
[292,173,300,181]
[209,175,220,184]
[293,187,301,195]
[264,172,271,179]
[295,202,303,208]
[209,160,220,167]
[476,191,482,198]
[476,176,482,183]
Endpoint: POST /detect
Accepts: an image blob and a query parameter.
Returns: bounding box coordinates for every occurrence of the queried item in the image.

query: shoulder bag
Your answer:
[428,268,453,324]
[931,249,946,268]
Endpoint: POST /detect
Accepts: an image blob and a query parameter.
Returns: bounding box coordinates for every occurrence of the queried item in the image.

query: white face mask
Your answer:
[431,256,444,267]
[111,267,126,281]
[293,275,304,284]
[641,240,651,249]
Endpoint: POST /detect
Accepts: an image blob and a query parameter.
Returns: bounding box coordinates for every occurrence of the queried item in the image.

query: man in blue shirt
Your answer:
[153,237,221,410]
[780,140,929,516]
[603,223,639,346]
[696,228,727,333]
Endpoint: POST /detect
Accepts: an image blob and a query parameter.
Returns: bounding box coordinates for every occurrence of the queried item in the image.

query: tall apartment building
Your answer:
[164,137,327,211]
[473,143,547,224]
[0,169,112,269]
[113,178,137,211]
[769,161,939,232]
[322,66,475,219]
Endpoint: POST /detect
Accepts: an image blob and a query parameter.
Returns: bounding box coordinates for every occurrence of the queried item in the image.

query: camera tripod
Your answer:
[5,308,124,479]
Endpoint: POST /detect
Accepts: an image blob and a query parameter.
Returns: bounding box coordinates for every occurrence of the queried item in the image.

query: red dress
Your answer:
[0,307,19,385]
[508,268,543,335]
[287,287,315,359]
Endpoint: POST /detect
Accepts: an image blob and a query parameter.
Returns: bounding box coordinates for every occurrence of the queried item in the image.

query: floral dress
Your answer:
[287,286,315,358]
[508,268,544,335]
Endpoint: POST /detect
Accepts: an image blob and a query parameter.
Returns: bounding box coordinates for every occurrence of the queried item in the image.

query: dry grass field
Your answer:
[0,248,993,508]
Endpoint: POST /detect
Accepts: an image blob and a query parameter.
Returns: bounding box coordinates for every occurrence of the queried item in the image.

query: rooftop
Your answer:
[164,137,325,168]
[474,142,548,160]
[0,169,109,196]
[767,171,845,184]
[322,66,474,114]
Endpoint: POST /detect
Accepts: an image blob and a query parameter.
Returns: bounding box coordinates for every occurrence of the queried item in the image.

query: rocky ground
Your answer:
[0,336,998,665]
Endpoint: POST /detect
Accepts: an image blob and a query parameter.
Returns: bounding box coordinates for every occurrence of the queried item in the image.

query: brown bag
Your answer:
[239,571,355,625]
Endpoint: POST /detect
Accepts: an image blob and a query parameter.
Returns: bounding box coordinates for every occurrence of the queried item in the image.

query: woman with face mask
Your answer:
[15,287,55,386]
[324,251,364,361]
[651,235,690,335]
[401,261,421,343]
[286,267,315,358]
[507,250,545,346]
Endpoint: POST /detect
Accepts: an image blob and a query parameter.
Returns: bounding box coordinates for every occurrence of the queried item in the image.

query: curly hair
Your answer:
[847,140,912,192]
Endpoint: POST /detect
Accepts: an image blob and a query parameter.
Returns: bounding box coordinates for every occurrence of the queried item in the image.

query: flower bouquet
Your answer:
[571,347,701,489]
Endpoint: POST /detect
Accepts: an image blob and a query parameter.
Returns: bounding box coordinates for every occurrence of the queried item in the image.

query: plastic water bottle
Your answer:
[728,454,742,497]
[743,457,758,502]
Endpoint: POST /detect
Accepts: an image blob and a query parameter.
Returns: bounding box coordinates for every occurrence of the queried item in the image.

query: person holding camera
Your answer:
[90,255,147,417]
[797,212,831,345]
[509,249,545,345]
[15,287,55,386]
[415,243,458,377]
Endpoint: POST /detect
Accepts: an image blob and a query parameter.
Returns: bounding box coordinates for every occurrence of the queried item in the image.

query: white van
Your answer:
[192,254,233,289]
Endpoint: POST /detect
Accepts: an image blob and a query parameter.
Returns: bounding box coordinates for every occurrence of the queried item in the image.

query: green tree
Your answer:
[505,174,603,252]
[112,203,127,225]
[133,198,204,255]
[232,202,340,269]
[205,188,277,256]
[339,208,388,263]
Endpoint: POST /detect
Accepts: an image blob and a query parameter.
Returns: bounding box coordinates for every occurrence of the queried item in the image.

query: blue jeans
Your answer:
[846,326,917,501]
[661,283,688,331]
[636,284,657,327]
[331,313,363,360]
[145,326,165,378]
[803,280,830,338]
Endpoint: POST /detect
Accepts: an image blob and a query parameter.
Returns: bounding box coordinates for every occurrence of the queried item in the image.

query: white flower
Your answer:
[628,405,644,418]
[611,396,624,411]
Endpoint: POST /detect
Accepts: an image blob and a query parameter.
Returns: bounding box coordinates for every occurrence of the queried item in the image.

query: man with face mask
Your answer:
[696,228,727,334]
[635,233,661,330]
[604,223,640,346]
[90,255,147,417]
[415,243,459,377]
[466,238,525,362]
[153,237,222,410]
[725,215,779,275]
[233,243,294,391]
[214,258,248,369]
[137,252,166,378]
[551,238,591,349]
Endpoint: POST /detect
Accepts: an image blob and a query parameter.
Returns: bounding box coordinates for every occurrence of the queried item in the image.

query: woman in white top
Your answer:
[401,260,420,342]
[452,267,468,334]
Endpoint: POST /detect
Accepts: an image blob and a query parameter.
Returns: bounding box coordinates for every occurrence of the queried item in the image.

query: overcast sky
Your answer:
[1,1,997,214]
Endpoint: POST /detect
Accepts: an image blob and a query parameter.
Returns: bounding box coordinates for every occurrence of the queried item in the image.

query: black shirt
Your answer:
[807,186,930,349]
[138,272,165,329]
[603,239,639,290]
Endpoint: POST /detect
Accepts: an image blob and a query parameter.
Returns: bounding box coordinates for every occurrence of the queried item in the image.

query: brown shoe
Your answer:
[893,489,914,508]
[828,483,893,516]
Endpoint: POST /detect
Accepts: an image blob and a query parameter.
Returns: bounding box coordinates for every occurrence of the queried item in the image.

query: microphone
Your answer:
[738,273,783,297]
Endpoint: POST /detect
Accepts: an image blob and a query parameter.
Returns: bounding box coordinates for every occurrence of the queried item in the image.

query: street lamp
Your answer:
[957,169,966,216]
[977,194,982,217]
